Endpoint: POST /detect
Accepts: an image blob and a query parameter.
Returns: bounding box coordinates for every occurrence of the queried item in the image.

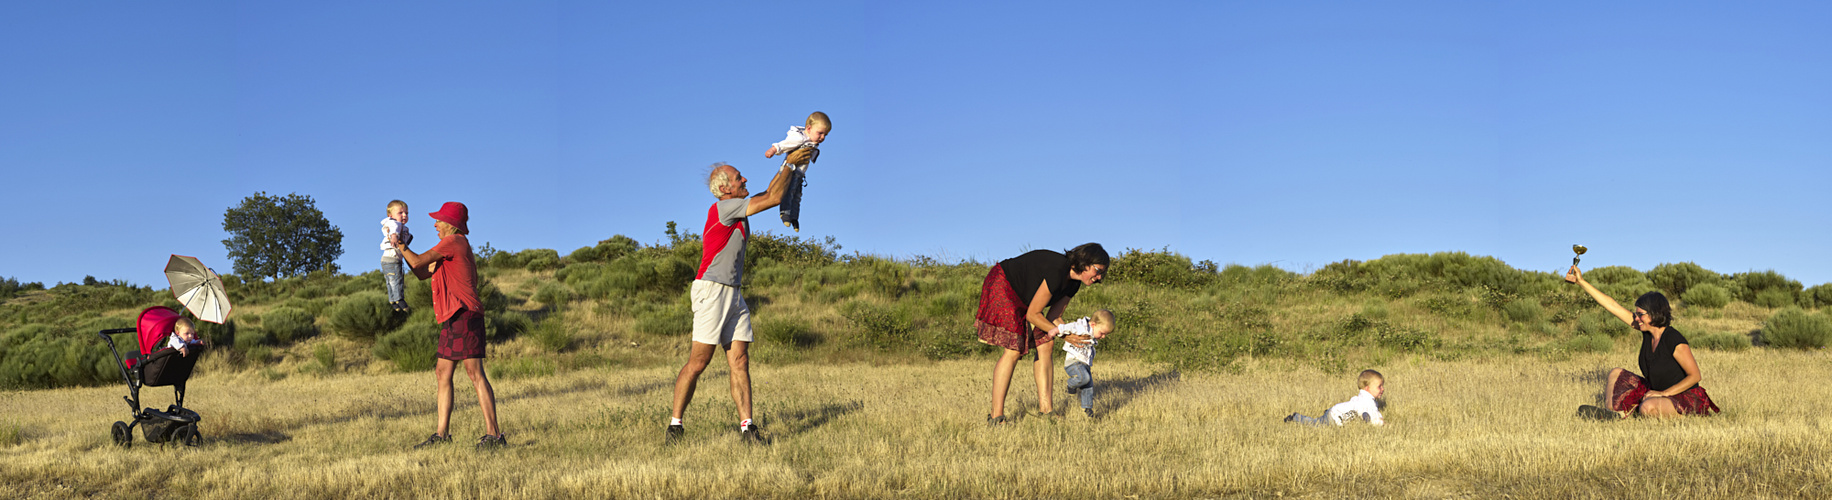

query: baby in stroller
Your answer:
[100,306,208,447]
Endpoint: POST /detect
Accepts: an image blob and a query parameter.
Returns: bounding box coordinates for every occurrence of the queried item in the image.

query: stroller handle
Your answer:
[100,328,136,335]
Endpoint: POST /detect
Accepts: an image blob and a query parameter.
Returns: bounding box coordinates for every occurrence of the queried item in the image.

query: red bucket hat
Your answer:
[428,201,469,234]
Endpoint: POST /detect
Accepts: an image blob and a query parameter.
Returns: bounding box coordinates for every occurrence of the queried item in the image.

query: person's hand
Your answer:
[785,147,815,166]
[1065,334,1093,347]
[1564,265,1582,284]
[388,234,399,246]
[428,261,438,273]
[178,346,189,357]
[765,145,779,158]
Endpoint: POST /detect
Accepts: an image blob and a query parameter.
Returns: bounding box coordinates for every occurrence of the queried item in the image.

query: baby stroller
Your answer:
[98,306,204,447]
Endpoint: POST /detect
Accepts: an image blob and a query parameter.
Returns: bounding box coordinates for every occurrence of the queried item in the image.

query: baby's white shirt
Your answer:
[1057,317,1097,366]
[165,335,201,351]
[771,126,819,171]
[1324,389,1385,426]
[380,218,412,256]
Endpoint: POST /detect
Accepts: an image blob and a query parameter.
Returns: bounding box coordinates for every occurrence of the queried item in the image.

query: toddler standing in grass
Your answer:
[1059,309,1115,418]
[380,200,413,312]
[1284,369,1386,426]
[763,111,831,232]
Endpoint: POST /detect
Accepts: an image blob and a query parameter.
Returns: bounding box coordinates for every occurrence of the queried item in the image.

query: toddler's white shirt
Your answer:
[1324,389,1385,426]
[771,126,819,171]
[1057,317,1097,366]
[380,218,412,257]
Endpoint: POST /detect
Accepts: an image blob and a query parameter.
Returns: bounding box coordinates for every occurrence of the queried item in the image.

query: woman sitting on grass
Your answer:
[1567,265,1721,419]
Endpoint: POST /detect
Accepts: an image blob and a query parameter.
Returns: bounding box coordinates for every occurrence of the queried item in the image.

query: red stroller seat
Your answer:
[124,306,200,386]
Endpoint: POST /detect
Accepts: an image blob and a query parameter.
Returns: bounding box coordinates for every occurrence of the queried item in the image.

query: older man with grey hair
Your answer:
[667,148,814,445]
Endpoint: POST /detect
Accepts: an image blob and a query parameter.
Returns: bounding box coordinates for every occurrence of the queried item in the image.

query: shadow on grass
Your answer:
[611,379,671,398]
[1094,370,1181,414]
[767,400,863,440]
[217,430,290,444]
[500,378,613,404]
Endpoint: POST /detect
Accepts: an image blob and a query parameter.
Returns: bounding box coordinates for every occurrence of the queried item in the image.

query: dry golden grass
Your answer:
[3,344,1829,499]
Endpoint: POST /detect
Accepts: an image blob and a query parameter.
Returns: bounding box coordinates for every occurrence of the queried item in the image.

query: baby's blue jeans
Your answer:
[381,256,405,303]
[1065,362,1094,410]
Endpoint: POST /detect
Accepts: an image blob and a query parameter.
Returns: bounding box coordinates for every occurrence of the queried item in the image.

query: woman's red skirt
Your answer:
[975,264,1053,354]
[1609,370,1721,415]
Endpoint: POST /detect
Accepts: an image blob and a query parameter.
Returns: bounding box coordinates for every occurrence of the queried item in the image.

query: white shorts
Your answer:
[690,280,752,346]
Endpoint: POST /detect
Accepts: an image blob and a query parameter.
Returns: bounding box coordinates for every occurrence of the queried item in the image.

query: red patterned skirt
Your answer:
[975,264,1052,354]
[1608,370,1720,416]
[437,308,487,361]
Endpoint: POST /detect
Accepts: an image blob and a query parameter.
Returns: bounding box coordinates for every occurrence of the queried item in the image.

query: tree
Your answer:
[222,192,344,280]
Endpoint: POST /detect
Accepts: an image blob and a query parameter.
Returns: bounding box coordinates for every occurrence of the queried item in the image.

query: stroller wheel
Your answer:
[111,421,132,447]
[176,424,202,447]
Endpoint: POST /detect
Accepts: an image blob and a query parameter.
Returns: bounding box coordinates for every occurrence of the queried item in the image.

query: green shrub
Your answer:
[406,278,433,311]
[196,318,237,348]
[336,272,384,296]
[1681,283,1732,309]
[521,249,561,272]
[245,345,274,365]
[234,326,274,350]
[1762,307,1831,349]
[312,343,336,372]
[840,301,911,350]
[534,282,574,309]
[757,318,820,347]
[1754,289,1797,309]
[374,320,438,372]
[0,324,116,389]
[1217,264,1296,287]
[262,306,316,342]
[1109,248,1214,290]
[530,318,572,352]
[925,293,971,318]
[1502,299,1543,324]
[1808,284,1832,308]
[634,307,692,337]
[1734,270,1801,303]
[488,311,532,341]
[852,256,909,297]
[654,257,696,294]
[1576,310,1631,338]
[1567,334,1613,353]
[1648,262,1719,298]
[1691,331,1751,351]
[747,233,840,269]
[327,292,395,339]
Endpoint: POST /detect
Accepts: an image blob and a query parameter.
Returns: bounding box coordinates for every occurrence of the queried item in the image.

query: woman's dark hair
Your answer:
[1065,243,1110,273]
[1634,291,1673,328]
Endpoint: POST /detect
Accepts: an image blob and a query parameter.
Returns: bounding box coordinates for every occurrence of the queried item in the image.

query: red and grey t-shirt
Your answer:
[696,198,749,287]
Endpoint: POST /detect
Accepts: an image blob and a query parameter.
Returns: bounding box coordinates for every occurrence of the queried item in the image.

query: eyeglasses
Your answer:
[1632,311,1649,318]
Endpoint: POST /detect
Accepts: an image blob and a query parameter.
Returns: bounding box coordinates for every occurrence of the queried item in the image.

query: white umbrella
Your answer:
[165,254,233,324]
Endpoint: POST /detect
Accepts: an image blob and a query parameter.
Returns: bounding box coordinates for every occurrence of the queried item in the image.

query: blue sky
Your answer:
[3,1,1829,289]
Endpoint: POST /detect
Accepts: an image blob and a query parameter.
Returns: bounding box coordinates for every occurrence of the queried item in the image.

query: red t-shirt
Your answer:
[428,233,481,323]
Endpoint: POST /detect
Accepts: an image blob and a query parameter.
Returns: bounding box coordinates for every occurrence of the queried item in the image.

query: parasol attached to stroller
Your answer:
[97,255,233,447]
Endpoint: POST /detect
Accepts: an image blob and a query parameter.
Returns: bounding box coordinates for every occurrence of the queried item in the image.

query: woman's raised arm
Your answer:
[1566,266,1633,325]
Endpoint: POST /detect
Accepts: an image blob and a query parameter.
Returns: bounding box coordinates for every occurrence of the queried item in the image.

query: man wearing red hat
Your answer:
[669,149,814,445]
[394,201,507,449]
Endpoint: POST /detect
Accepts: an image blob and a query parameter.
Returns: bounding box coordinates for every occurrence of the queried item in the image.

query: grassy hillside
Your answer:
[3,228,1829,391]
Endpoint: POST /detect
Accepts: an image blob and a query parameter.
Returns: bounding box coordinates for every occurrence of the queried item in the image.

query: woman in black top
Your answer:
[975,243,1109,424]
[1567,266,1721,418]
